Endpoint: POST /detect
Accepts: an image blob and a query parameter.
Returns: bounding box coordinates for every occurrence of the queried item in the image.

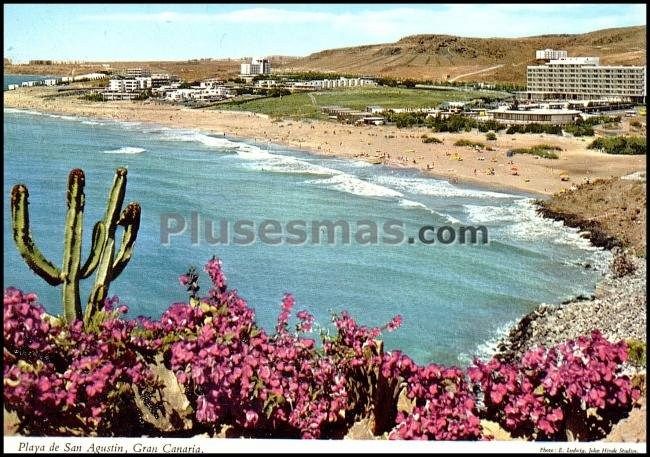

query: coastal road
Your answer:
[449,64,504,82]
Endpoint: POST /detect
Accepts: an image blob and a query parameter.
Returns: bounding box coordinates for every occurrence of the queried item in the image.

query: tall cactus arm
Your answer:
[111,202,141,280]
[79,221,106,279]
[104,167,128,227]
[86,167,129,316]
[10,184,62,285]
[61,169,86,322]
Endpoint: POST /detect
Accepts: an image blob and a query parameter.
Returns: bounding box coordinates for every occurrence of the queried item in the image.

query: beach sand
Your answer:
[4,87,646,196]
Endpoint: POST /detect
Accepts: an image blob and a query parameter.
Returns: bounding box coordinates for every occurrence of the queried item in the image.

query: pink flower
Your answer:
[386,315,403,332]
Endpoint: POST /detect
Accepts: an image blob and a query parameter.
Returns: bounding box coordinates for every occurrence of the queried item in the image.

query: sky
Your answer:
[3,4,647,62]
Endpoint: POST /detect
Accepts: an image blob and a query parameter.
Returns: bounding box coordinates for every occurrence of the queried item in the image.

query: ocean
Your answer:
[3,102,609,366]
[4,74,53,90]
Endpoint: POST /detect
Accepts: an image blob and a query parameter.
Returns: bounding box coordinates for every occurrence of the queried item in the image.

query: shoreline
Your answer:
[495,248,646,362]
[494,175,646,362]
[4,87,646,197]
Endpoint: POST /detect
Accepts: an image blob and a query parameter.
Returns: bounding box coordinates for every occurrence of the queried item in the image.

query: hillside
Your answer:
[278,26,646,84]
[4,56,299,82]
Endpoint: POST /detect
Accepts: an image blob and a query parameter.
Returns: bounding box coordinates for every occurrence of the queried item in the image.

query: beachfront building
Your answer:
[525,56,647,103]
[108,77,152,92]
[488,106,580,125]
[102,92,141,101]
[240,58,271,76]
[164,86,236,103]
[535,49,568,60]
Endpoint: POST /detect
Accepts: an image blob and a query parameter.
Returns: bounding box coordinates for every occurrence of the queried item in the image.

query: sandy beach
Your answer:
[4,87,646,196]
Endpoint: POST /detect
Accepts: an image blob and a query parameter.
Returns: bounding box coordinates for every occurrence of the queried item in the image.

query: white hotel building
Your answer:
[240,58,271,76]
[525,56,646,103]
[535,49,568,60]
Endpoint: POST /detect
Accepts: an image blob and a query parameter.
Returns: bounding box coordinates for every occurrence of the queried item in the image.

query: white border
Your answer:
[2,437,647,453]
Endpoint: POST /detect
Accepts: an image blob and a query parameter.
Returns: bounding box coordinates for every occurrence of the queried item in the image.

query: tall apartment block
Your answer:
[240,58,271,76]
[525,56,646,103]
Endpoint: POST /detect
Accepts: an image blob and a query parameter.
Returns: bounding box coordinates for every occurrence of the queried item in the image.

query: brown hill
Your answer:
[4,56,299,82]
[278,26,646,84]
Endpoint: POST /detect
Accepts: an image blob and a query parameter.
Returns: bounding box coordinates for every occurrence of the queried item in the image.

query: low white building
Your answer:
[489,106,580,125]
[535,49,568,60]
[165,86,235,103]
[72,73,107,82]
[125,68,150,78]
[292,77,377,90]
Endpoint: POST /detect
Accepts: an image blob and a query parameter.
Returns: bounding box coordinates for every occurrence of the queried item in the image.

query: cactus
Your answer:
[86,168,141,320]
[10,168,140,323]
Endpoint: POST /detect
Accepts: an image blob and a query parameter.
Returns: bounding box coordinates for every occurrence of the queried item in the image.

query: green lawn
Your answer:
[215,93,321,119]
[214,87,510,120]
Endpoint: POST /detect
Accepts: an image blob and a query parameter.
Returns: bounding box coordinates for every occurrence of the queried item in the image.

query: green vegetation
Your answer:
[82,93,104,102]
[421,135,443,144]
[626,339,647,367]
[267,88,292,98]
[509,144,562,159]
[477,119,507,133]
[588,136,646,155]
[217,92,321,119]
[486,132,497,141]
[564,124,595,137]
[564,115,621,137]
[216,87,502,120]
[454,139,485,148]
[385,112,430,128]
[630,120,642,128]
[584,115,621,126]
[506,124,563,135]
[314,87,490,110]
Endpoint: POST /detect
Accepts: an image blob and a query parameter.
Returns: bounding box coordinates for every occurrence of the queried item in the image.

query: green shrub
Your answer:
[486,132,497,141]
[588,136,646,155]
[583,115,621,126]
[564,124,595,137]
[505,124,563,135]
[626,339,646,367]
[428,114,477,133]
[477,119,507,132]
[510,144,561,159]
[630,120,642,128]
[454,139,484,148]
[82,93,104,102]
[422,136,443,144]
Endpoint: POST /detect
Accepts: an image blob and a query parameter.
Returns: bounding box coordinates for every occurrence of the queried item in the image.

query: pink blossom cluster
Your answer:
[380,351,483,440]
[468,331,641,439]
[4,288,154,435]
[164,260,356,438]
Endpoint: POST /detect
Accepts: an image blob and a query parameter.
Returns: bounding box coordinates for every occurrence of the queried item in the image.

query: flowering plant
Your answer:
[3,257,641,440]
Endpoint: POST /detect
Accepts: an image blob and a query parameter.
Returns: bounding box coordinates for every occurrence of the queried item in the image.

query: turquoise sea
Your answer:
[3,80,609,365]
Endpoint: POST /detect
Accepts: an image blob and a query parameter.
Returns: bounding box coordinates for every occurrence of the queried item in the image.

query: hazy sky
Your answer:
[3,4,646,61]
